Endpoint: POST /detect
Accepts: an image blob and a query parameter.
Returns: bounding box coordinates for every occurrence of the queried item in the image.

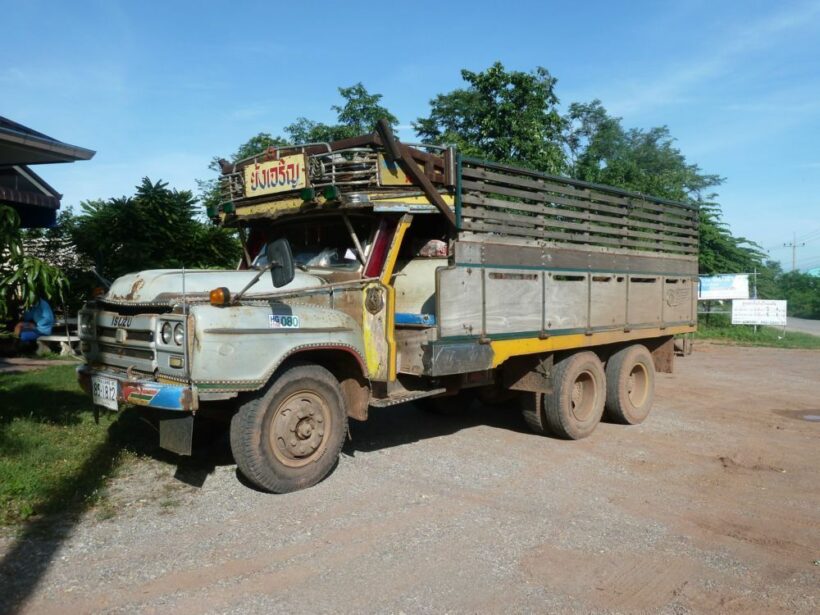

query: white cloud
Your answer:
[604,1,820,116]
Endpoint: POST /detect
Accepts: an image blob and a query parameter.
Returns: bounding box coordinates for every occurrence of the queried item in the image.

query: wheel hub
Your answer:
[627,364,648,407]
[569,371,596,422]
[269,391,329,467]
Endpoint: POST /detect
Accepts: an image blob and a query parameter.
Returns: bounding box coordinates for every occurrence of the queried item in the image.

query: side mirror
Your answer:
[266,238,295,288]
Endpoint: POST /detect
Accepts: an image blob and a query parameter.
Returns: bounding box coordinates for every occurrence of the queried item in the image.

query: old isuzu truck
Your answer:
[77,120,698,492]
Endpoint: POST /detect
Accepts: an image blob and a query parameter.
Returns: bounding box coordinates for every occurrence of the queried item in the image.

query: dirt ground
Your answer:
[1,342,819,614]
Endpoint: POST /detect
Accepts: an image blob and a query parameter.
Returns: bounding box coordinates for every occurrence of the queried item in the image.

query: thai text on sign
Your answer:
[244,154,307,197]
[731,299,787,326]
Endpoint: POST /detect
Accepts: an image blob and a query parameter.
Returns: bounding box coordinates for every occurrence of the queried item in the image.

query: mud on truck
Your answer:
[77,120,699,493]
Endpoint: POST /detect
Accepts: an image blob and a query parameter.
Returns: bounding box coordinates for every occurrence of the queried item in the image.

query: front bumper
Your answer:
[77,364,197,411]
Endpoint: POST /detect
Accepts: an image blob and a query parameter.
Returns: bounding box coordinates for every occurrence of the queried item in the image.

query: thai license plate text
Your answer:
[91,376,119,410]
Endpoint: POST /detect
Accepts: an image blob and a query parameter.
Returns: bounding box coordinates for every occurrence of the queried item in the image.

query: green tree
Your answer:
[69,178,241,281]
[564,100,765,274]
[232,133,290,161]
[284,83,398,144]
[0,205,68,318]
[199,83,398,208]
[415,62,566,173]
[775,271,820,317]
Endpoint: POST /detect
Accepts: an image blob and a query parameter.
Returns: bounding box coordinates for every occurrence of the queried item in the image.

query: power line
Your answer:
[795,226,820,242]
[797,255,820,267]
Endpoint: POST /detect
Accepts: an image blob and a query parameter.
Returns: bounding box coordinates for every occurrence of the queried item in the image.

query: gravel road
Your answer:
[2,343,819,614]
[788,317,820,337]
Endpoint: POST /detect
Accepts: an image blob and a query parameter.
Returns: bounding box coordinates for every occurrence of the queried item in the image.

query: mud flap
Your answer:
[159,411,194,456]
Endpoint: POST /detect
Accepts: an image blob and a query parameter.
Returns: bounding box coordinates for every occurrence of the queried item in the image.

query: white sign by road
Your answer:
[699,274,750,300]
[731,300,788,326]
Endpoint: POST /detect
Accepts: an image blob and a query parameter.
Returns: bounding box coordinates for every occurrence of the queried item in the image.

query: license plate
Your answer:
[91,376,119,410]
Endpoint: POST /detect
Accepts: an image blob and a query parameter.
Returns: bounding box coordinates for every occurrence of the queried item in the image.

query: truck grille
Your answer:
[98,326,154,343]
[86,309,159,373]
[98,343,154,361]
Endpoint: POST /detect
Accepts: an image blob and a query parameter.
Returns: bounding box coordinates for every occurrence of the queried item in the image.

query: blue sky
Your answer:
[4,0,820,271]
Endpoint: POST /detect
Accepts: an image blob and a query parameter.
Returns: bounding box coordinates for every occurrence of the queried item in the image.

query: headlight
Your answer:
[80,313,95,336]
[173,323,184,346]
[160,322,172,344]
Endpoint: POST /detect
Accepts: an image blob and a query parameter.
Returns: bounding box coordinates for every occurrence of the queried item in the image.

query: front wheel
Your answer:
[230,363,347,493]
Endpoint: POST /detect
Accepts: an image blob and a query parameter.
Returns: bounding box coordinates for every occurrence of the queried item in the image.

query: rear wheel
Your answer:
[604,345,655,425]
[230,364,347,493]
[522,351,606,440]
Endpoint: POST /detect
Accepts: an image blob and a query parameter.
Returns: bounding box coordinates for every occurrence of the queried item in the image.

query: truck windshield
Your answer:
[250,215,373,271]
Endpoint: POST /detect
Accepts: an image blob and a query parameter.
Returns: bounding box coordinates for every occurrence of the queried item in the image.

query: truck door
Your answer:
[361,215,412,382]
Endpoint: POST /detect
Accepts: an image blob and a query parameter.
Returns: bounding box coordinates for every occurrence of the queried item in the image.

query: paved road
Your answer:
[2,344,819,614]
[788,316,820,337]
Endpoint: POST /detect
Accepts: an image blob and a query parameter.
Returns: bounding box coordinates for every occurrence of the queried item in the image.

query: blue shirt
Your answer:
[23,299,55,335]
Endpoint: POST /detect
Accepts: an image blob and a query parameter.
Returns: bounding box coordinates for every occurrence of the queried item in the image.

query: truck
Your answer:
[77,120,698,493]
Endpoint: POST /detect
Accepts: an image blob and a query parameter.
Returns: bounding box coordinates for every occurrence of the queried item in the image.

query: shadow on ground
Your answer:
[344,398,530,456]
[0,372,232,614]
[0,379,533,612]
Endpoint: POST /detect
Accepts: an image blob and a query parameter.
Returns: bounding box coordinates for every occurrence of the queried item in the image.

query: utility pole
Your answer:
[784,233,805,271]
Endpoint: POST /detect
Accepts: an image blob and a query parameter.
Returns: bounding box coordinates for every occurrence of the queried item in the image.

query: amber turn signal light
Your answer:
[209,287,231,306]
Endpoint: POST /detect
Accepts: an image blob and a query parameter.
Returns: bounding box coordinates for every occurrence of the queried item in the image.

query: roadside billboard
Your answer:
[698,274,750,300]
[731,300,788,326]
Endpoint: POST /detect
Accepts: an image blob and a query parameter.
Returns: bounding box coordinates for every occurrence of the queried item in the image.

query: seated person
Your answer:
[14,297,55,343]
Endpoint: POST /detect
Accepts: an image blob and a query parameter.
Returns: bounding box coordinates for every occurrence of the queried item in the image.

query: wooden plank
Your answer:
[463,180,631,218]
[463,205,698,246]
[462,165,697,220]
[461,157,699,211]
[462,220,624,246]
[621,239,698,254]
[461,206,539,229]
[463,192,622,225]
[462,219,698,255]
[463,206,633,238]
[462,164,606,203]
[624,206,696,226]
[462,191,697,232]
[625,217,699,237]
[626,228,699,245]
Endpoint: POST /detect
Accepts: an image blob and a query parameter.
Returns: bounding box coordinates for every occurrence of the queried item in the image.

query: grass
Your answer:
[0,365,157,526]
[696,314,820,349]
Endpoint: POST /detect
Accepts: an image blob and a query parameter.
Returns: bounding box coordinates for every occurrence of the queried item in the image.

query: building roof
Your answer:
[0,116,95,165]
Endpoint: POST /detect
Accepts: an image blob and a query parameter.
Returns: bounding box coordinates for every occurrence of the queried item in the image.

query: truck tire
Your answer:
[604,344,655,425]
[522,351,606,440]
[230,363,347,493]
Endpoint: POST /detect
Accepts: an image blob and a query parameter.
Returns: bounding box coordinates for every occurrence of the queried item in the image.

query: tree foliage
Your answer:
[0,205,68,318]
[68,178,241,282]
[563,100,765,274]
[286,83,398,144]
[415,63,565,174]
[775,271,820,317]
[231,83,397,163]
[200,63,781,286]
[199,83,397,210]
